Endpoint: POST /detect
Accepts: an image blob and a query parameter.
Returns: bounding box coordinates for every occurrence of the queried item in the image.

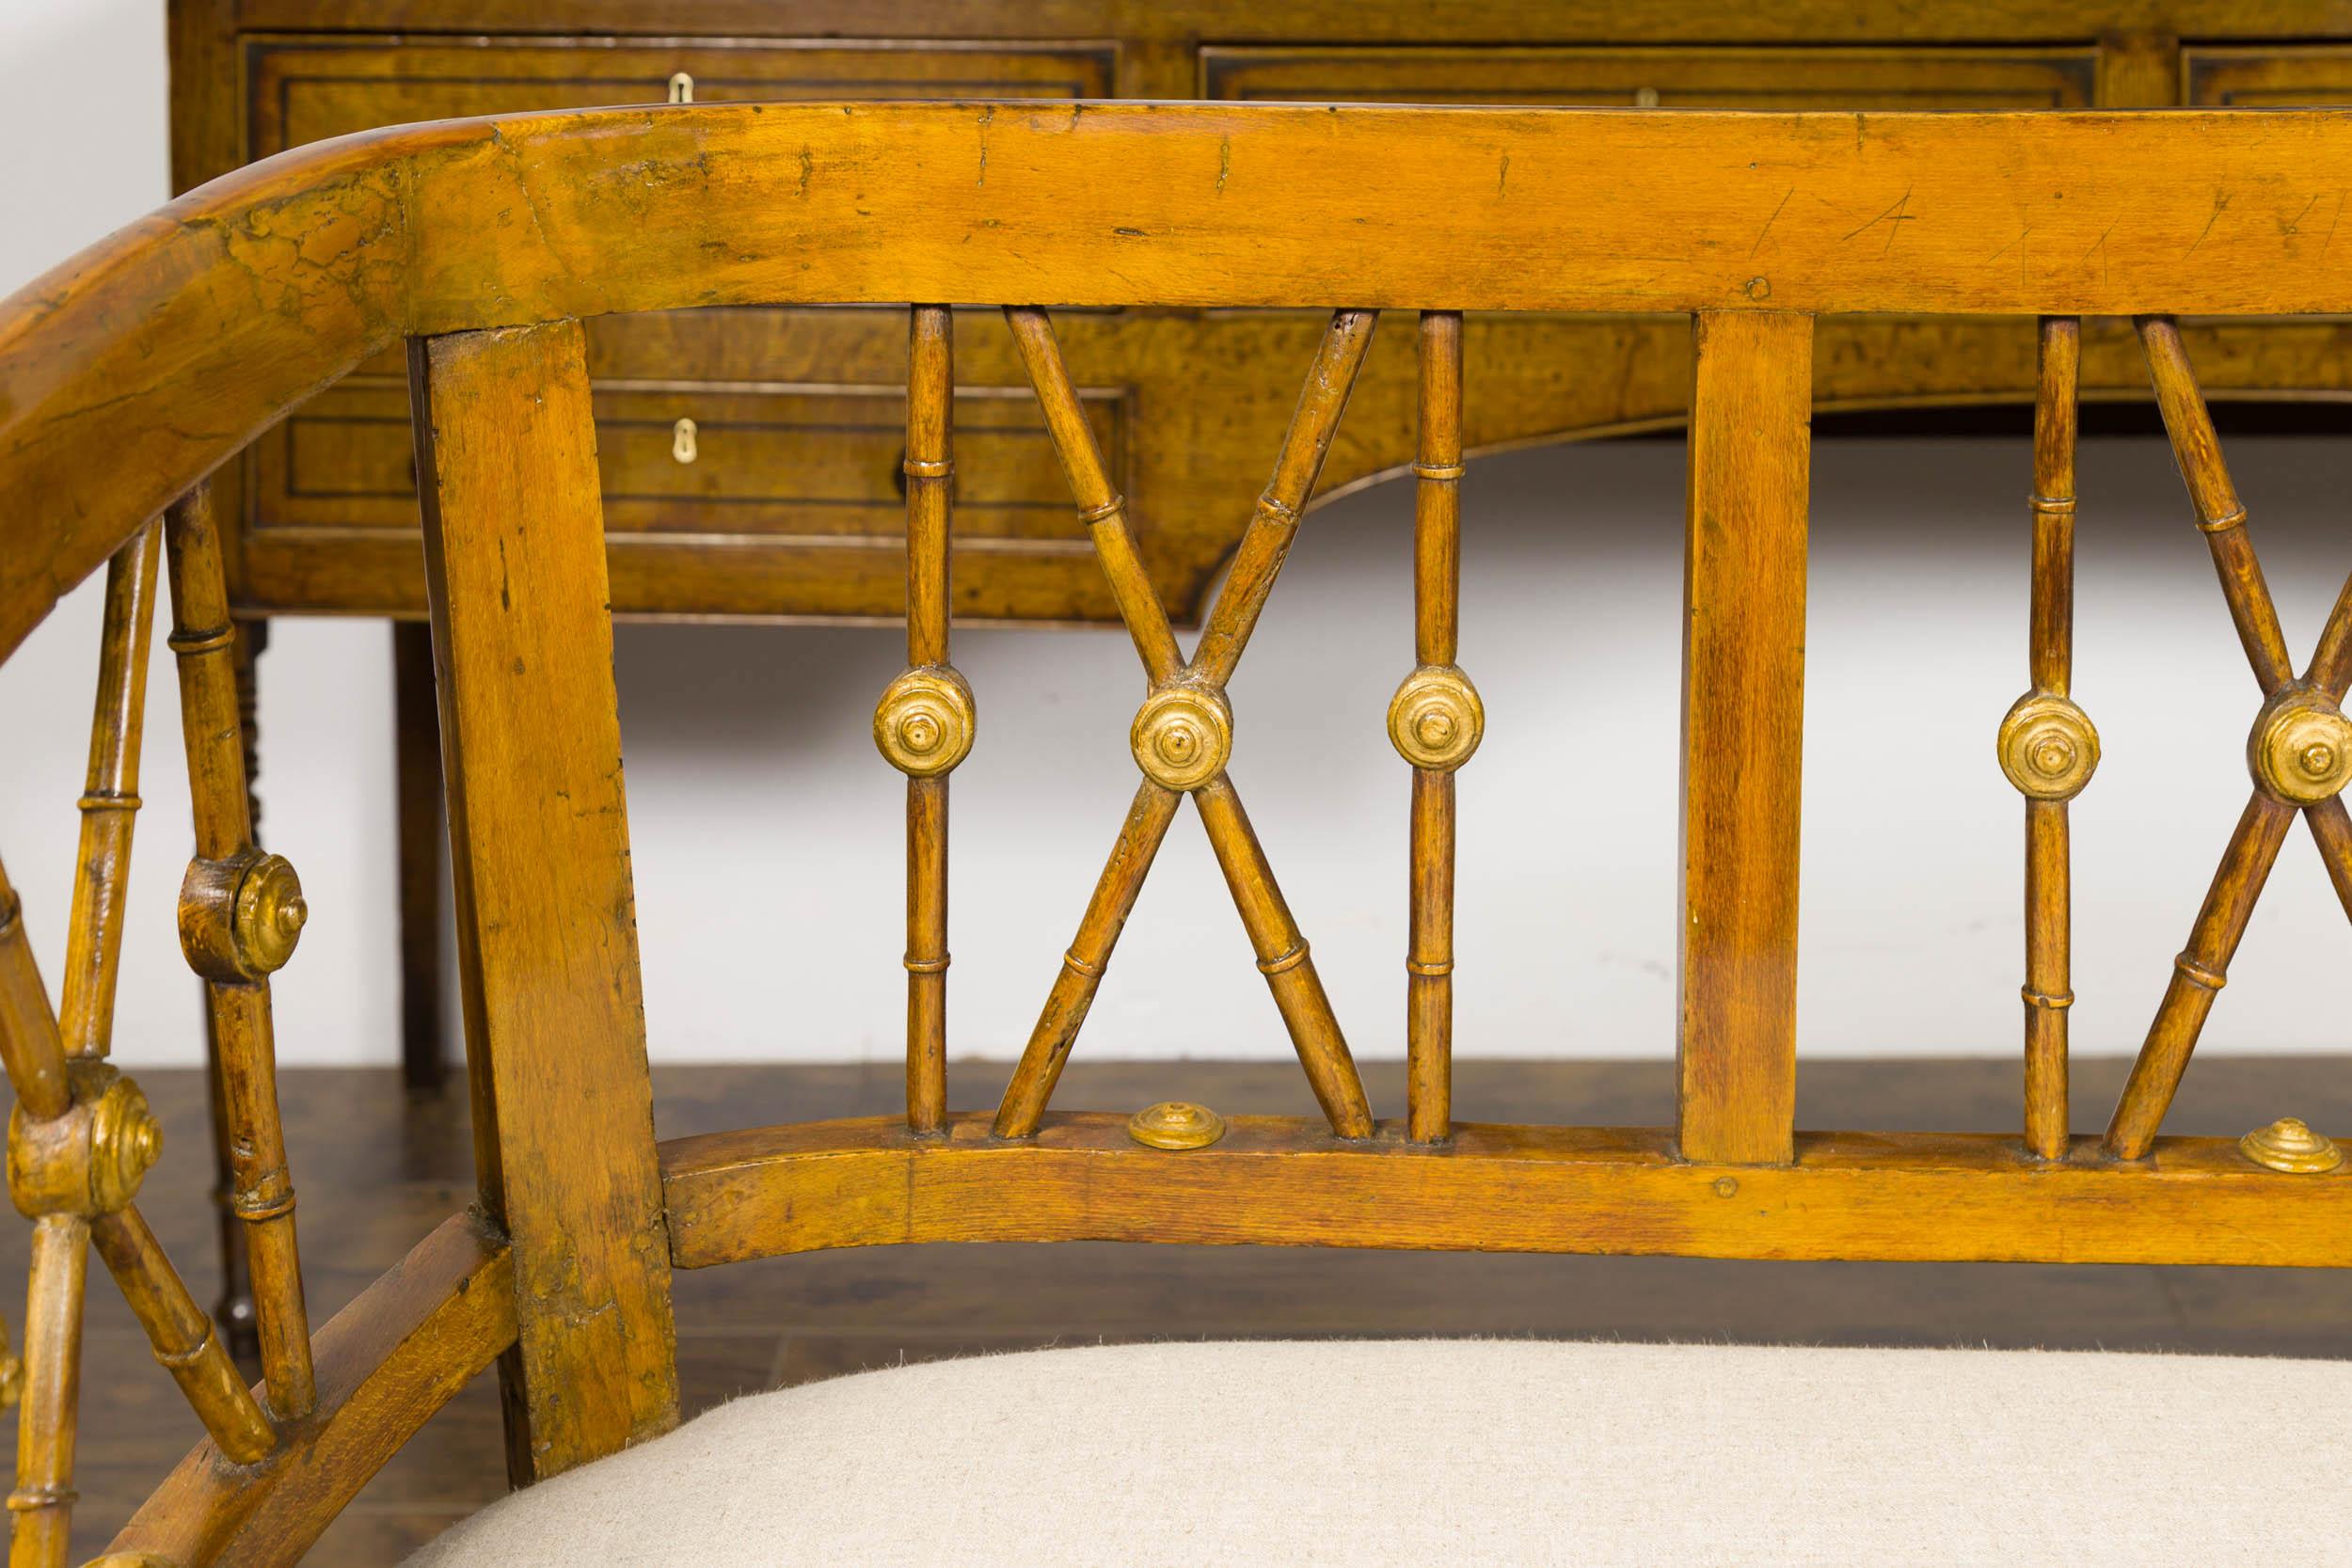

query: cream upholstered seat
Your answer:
[405,1338,2349,1566]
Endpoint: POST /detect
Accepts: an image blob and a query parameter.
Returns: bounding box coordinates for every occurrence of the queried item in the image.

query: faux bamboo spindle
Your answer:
[2137,317,2295,696]
[996,309,1380,1140]
[10,1214,87,1568]
[993,782,1183,1138]
[1003,307,1184,686]
[1194,777,1374,1137]
[1189,309,1378,688]
[2105,790,2296,1159]
[87,1209,273,1465]
[2009,318,2090,1161]
[58,525,161,1063]
[879,304,968,1135]
[162,484,314,1422]
[1399,311,1472,1144]
[0,861,70,1125]
[8,520,153,1565]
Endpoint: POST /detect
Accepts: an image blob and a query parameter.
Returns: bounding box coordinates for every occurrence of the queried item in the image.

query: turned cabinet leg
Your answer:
[393,621,448,1092]
[207,617,265,1365]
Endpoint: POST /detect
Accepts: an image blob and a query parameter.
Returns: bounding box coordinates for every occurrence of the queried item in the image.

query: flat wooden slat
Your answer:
[410,318,678,1481]
[1677,310,1812,1166]
[660,1115,2352,1272]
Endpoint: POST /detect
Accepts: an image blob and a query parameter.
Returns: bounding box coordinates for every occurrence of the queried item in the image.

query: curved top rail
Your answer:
[7,100,2352,657]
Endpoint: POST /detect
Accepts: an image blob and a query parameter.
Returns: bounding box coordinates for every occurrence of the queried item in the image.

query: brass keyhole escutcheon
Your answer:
[672,417,698,465]
[668,71,694,104]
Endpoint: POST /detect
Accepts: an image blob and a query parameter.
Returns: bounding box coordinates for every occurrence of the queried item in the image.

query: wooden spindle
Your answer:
[1193,778,1373,1137]
[10,526,161,1566]
[0,863,71,1126]
[162,483,314,1422]
[994,783,1183,1138]
[2015,318,2088,1161]
[1003,308,1184,686]
[10,1213,87,1567]
[1400,311,1472,1144]
[58,525,161,1061]
[2308,797,2352,923]
[1189,309,1378,689]
[2105,790,2296,1159]
[996,308,1377,1142]
[88,1208,273,1465]
[1677,311,1812,1166]
[2137,317,2295,697]
[883,305,965,1135]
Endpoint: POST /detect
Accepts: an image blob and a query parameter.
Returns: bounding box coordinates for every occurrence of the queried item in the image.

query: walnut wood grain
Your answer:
[1677,312,1812,1165]
[661,1115,2352,1271]
[26,105,2352,658]
[409,321,678,1480]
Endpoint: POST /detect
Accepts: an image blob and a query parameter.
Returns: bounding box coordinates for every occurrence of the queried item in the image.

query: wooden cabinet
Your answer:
[170,3,2352,630]
[2185,46,2352,105]
[1200,46,2098,106]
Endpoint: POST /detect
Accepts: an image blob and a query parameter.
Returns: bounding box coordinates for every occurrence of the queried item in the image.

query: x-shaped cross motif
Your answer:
[2105,319,2352,1159]
[991,308,1380,1140]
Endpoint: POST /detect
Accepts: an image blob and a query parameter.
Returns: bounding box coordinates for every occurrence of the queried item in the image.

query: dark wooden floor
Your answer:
[10,1054,2349,1562]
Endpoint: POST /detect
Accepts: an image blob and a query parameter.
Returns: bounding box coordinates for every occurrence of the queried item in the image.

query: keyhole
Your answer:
[672,417,698,464]
[669,72,694,104]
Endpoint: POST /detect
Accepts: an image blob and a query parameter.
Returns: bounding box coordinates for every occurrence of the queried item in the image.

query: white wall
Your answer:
[5,2,2348,1071]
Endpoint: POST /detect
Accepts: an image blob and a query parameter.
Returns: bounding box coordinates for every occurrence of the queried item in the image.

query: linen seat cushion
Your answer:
[405,1338,2349,1566]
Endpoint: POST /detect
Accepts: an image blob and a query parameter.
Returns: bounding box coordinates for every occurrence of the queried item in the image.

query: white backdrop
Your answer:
[4,0,2349,1070]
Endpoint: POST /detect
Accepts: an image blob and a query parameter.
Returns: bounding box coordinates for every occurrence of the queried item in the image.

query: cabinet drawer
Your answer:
[253,378,1124,546]
[247,36,1117,153]
[2185,47,2352,105]
[1200,46,2095,108]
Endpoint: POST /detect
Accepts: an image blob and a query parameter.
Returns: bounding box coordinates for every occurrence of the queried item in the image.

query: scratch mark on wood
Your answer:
[2325,193,2346,258]
[1751,188,1794,258]
[2281,193,2323,240]
[1988,225,2031,276]
[2084,219,2118,289]
[2186,188,2231,255]
[1496,153,1510,198]
[977,105,993,187]
[1216,136,1230,195]
[1842,186,1915,255]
